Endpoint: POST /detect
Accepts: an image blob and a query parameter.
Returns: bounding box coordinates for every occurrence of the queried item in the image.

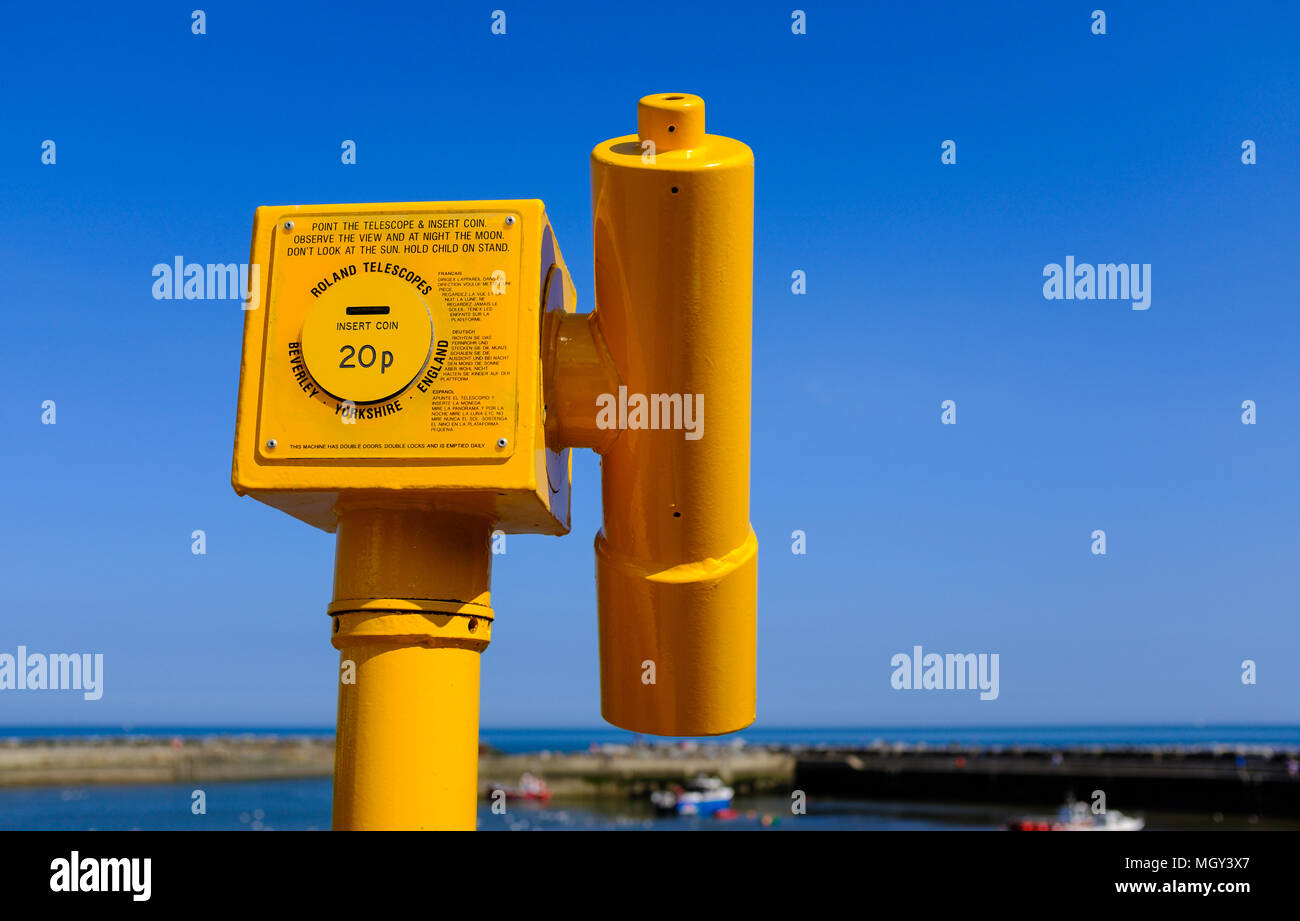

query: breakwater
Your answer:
[0,735,336,787]
[479,747,794,798]
[794,745,1300,816]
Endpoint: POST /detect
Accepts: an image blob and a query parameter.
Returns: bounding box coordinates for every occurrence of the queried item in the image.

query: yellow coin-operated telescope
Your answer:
[232,94,757,830]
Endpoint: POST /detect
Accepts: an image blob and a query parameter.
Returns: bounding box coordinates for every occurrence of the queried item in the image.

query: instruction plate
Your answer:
[255,210,523,461]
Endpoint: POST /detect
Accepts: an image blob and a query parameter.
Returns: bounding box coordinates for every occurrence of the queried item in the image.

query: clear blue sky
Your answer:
[2,1,1297,729]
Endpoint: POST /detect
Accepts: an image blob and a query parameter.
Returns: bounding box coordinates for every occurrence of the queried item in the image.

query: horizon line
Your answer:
[1,721,1297,732]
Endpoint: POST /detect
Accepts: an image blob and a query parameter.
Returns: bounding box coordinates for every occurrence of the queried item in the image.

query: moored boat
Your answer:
[651,775,735,817]
[500,772,552,802]
[1006,800,1144,831]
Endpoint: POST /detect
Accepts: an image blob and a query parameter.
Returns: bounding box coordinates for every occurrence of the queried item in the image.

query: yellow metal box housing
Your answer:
[232,200,574,534]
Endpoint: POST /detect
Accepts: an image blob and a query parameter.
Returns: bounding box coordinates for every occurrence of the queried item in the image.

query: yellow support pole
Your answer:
[327,504,493,830]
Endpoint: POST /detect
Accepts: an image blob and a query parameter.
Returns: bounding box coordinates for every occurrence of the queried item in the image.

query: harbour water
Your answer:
[3,726,1297,831]
[0,779,969,830]
[2,777,1291,831]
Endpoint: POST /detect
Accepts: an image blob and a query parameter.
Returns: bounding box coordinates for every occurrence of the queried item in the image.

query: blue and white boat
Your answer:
[651,775,735,817]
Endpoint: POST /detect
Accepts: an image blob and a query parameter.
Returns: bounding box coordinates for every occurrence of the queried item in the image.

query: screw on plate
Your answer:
[497,437,508,448]
[283,220,294,231]
[504,216,515,226]
[266,439,277,450]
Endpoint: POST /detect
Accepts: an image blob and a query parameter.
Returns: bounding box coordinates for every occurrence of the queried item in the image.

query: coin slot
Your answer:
[346,305,390,315]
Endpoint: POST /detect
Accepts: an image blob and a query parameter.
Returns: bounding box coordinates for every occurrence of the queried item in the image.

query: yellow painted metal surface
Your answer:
[231,202,572,831]
[329,508,492,831]
[231,199,571,535]
[583,93,758,736]
[331,641,483,831]
[544,311,620,451]
[231,94,757,830]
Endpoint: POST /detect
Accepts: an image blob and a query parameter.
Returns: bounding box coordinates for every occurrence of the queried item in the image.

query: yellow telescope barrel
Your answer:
[584,93,758,736]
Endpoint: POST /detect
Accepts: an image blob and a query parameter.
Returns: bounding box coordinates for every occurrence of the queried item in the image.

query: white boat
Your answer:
[650,775,735,817]
[1007,800,1144,831]
[1055,801,1145,831]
